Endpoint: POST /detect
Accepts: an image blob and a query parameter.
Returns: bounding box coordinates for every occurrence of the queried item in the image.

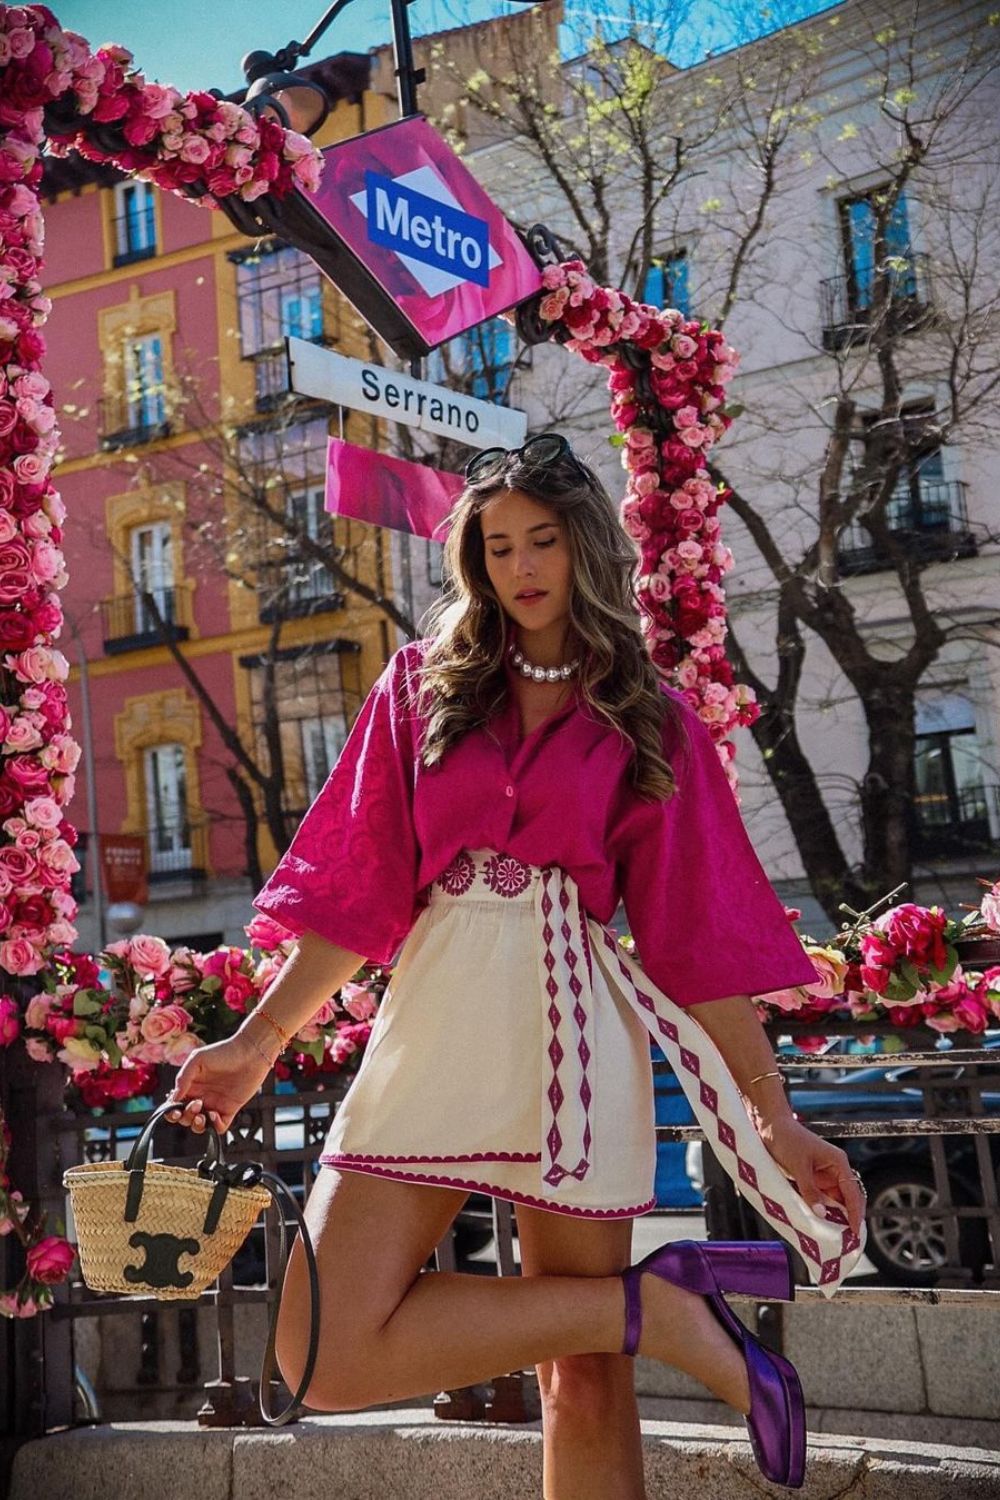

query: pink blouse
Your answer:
[253,640,818,1007]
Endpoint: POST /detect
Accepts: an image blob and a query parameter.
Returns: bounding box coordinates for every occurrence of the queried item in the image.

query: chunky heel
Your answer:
[699,1241,796,1302]
[629,1239,795,1304]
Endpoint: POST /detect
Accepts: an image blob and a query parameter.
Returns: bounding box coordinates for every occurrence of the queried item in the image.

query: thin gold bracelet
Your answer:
[245,1030,278,1069]
[747,1069,782,1087]
[254,1005,291,1052]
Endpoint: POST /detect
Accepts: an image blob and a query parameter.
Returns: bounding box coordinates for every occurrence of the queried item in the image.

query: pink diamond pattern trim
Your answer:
[590,921,864,1295]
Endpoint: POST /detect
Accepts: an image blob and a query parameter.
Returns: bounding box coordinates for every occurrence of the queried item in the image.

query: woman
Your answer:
[168,434,865,1497]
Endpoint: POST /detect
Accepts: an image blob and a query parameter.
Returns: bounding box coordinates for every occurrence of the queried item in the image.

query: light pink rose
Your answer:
[0,937,44,975]
[5,718,42,752]
[12,453,47,486]
[23,797,62,830]
[178,134,211,164]
[339,983,377,1022]
[981,881,1000,934]
[140,1003,191,1043]
[24,1036,54,1063]
[127,933,171,976]
[802,947,848,1000]
[24,993,52,1029]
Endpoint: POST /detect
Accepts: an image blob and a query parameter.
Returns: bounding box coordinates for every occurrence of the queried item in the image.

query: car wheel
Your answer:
[862,1163,987,1286]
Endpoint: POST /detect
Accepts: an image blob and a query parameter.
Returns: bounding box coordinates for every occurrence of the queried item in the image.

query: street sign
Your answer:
[300,115,543,358]
[287,337,527,450]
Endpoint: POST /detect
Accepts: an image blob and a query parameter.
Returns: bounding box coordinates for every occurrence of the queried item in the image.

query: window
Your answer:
[284,485,335,609]
[125,333,166,432]
[144,743,190,876]
[426,538,443,588]
[642,252,689,316]
[301,716,347,803]
[839,189,915,312]
[113,181,156,265]
[426,317,516,404]
[912,695,997,856]
[130,522,174,634]
[235,244,326,356]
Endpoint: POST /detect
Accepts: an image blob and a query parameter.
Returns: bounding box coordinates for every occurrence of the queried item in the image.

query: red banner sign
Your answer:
[101,835,148,906]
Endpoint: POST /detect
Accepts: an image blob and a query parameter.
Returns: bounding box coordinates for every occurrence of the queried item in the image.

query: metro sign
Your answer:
[288,115,543,359]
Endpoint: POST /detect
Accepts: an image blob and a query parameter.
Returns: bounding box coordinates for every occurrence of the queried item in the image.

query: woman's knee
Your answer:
[538,1352,634,1422]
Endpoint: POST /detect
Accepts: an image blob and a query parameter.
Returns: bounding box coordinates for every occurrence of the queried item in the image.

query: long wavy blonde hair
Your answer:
[415,444,681,801]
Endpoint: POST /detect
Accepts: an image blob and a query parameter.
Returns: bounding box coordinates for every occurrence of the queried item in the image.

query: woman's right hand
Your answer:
[166,1029,275,1136]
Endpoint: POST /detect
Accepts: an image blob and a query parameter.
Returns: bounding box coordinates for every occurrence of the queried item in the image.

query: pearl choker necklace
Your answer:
[511,647,580,683]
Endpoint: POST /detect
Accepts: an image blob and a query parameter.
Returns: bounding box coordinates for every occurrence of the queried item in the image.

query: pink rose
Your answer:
[23,796,61,830]
[0,936,43,974]
[245,911,294,950]
[178,134,211,164]
[140,1004,190,1043]
[24,1035,53,1062]
[24,992,52,1029]
[127,934,171,976]
[802,947,848,1000]
[981,881,1000,934]
[339,983,377,1022]
[0,995,20,1044]
[25,1235,75,1285]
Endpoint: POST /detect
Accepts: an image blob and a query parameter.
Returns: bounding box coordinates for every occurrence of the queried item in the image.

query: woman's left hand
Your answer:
[758,1115,867,1237]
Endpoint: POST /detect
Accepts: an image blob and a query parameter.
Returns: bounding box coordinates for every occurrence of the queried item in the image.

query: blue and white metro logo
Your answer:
[350,166,501,295]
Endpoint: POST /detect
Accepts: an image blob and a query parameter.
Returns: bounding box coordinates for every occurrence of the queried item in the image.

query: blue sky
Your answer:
[54,1,841,95]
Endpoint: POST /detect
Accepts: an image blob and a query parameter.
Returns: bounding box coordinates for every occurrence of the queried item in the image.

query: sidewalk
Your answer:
[10,1411,1000,1500]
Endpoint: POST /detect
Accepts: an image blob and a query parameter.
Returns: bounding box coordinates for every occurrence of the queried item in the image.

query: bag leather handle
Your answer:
[256,1169,321,1426]
[123,1100,224,1224]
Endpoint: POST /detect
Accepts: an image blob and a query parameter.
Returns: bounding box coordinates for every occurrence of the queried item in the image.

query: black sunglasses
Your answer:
[464,432,589,485]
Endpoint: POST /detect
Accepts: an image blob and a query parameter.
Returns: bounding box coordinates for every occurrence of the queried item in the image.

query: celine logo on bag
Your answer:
[123,1229,200,1290]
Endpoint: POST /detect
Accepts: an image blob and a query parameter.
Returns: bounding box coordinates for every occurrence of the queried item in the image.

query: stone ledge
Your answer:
[9,1412,1000,1500]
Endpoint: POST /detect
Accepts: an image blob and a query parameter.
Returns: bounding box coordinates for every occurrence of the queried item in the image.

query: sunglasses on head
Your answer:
[464,432,589,486]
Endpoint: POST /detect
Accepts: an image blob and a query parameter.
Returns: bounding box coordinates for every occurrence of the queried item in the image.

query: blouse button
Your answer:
[505,784,514,797]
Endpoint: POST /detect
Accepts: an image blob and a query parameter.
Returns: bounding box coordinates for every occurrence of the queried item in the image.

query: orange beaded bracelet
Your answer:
[253,1005,292,1053]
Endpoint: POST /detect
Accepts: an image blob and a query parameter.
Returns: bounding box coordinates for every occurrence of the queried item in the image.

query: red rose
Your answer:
[26,1236,75,1286]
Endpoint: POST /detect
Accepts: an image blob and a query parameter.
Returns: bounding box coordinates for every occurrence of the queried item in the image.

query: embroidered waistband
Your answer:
[428,848,542,904]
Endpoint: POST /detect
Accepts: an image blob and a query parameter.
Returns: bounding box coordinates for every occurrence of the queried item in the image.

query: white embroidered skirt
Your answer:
[319,848,865,1294]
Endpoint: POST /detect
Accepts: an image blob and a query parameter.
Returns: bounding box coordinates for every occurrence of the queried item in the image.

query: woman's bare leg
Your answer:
[515,1204,645,1500]
[277,1168,751,1416]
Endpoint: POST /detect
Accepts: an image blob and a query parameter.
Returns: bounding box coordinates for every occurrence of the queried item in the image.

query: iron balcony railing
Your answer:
[912,782,1000,860]
[98,392,171,451]
[821,252,932,351]
[836,479,977,575]
[146,818,209,883]
[100,587,190,655]
[248,335,336,413]
[111,209,157,267]
[256,558,343,624]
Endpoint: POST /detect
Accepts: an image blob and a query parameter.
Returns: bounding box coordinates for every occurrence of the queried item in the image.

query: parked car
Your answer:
[687,1037,1000,1286]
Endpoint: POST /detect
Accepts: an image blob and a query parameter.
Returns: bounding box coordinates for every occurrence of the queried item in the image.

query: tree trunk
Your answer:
[857,684,918,902]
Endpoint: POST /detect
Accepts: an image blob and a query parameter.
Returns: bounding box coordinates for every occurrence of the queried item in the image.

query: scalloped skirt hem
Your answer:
[318,1152,659,1218]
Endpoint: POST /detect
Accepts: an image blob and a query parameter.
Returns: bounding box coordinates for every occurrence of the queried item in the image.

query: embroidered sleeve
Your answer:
[609,690,818,1007]
[252,646,420,963]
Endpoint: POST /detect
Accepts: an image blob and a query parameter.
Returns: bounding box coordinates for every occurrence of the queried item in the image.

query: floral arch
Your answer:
[0,4,998,1316]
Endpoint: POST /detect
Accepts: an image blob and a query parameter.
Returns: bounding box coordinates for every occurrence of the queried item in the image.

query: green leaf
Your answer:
[883,971,918,1003]
[607,433,626,448]
[928,946,958,987]
[72,993,102,1017]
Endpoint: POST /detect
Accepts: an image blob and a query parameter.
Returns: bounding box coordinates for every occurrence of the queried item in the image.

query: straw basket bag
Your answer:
[64,1100,320,1425]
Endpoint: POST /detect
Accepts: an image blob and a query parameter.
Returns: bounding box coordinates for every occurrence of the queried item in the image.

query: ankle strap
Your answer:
[621,1267,642,1357]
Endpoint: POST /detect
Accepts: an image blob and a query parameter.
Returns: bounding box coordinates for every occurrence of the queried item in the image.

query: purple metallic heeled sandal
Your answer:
[620,1240,806,1491]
